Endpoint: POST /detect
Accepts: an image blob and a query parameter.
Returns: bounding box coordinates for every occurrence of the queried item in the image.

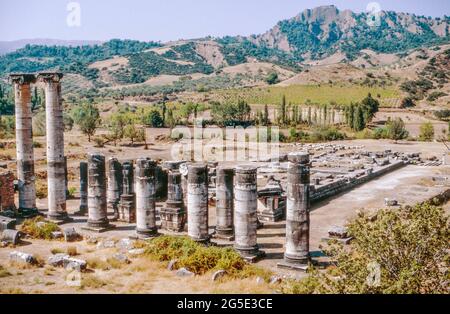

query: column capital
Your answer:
[37,72,63,83]
[9,73,36,85]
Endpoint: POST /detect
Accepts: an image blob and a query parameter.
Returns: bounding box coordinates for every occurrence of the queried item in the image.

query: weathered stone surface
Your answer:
[160,171,185,232]
[128,248,145,256]
[47,253,69,267]
[9,251,35,264]
[112,253,130,264]
[0,216,16,232]
[135,158,158,237]
[85,235,98,244]
[96,239,116,249]
[10,74,37,212]
[283,152,310,266]
[328,226,348,239]
[63,227,80,242]
[215,167,234,239]
[187,164,209,242]
[211,270,226,281]
[63,257,87,271]
[51,231,63,239]
[1,229,21,245]
[107,158,122,219]
[167,259,178,271]
[269,276,282,284]
[384,198,398,206]
[255,277,265,285]
[234,165,263,260]
[176,267,194,277]
[78,161,88,214]
[0,171,15,212]
[116,238,135,251]
[38,72,68,221]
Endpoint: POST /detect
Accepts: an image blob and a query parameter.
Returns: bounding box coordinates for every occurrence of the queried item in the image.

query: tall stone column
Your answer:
[187,164,209,243]
[160,171,185,232]
[10,74,37,215]
[279,152,310,269]
[135,158,158,238]
[234,165,264,261]
[78,161,88,215]
[38,72,68,222]
[107,157,122,220]
[84,153,113,231]
[215,167,234,240]
[119,160,135,223]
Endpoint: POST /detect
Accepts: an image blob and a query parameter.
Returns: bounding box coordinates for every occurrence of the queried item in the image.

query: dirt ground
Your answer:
[1,129,449,294]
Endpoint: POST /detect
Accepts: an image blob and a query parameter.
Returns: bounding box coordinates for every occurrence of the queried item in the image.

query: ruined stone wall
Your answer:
[0,171,16,211]
[311,160,406,203]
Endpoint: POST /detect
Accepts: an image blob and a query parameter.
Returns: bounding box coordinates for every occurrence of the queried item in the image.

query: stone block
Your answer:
[9,251,35,264]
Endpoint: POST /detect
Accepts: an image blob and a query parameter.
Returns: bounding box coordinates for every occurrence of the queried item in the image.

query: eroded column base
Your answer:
[134,227,159,239]
[47,211,73,225]
[277,254,311,271]
[17,207,41,219]
[83,218,115,233]
[160,206,185,232]
[214,227,234,241]
[234,244,265,263]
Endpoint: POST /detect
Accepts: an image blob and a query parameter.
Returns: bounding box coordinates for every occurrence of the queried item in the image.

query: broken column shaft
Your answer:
[187,164,209,242]
[281,152,311,268]
[234,165,264,261]
[160,170,185,232]
[135,158,157,237]
[10,74,37,213]
[86,153,112,231]
[107,157,122,219]
[38,72,68,221]
[78,161,88,214]
[119,160,135,223]
[215,167,235,240]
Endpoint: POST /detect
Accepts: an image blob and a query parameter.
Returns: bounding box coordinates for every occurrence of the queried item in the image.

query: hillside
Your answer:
[0,5,449,101]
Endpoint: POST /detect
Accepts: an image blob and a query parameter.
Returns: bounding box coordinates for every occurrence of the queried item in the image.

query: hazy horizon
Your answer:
[0,0,449,43]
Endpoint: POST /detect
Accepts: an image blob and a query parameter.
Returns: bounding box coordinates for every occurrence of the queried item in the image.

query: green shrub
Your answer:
[144,236,270,278]
[310,126,346,142]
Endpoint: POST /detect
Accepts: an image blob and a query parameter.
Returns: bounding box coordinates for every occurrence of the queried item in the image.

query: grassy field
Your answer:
[212,84,401,106]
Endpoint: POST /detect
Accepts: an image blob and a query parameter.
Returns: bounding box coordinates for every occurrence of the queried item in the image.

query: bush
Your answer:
[142,110,163,128]
[385,118,408,141]
[419,122,435,141]
[282,203,449,294]
[144,236,270,278]
[310,126,346,142]
[20,217,60,240]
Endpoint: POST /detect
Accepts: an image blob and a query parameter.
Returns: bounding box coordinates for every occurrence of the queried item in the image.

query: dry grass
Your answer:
[80,274,109,289]
[66,246,78,256]
[0,264,12,278]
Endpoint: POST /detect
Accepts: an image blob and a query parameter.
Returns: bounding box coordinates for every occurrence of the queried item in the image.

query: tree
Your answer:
[400,97,415,108]
[71,103,100,142]
[266,72,279,85]
[353,105,365,131]
[106,112,132,146]
[386,118,409,141]
[282,203,449,294]
[143,109,164,128]
[419,122,435,141]
[124,122,145,145]
[166,108,176,129]
[361,93,379,123]
[279,96,287,125]
[263,104,269,126]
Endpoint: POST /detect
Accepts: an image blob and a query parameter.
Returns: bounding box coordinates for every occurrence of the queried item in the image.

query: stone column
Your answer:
[107,157,122,220]
[10,74,37,214]
[187,164,209,243]
[84,153,113,231]
[279,152,310,269]
[78,161,88,215]
[64,156,69,198]
[38,72,68,222]
[215,167,234,240]
[135,158,158,238]
[234,165,264,261]
[119,160,135,223]
[160,171,185,232]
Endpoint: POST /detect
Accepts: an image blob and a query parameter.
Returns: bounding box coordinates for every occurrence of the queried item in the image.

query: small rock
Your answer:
[328,226,348,239]
[255,277,265,285]
[63,257,87,271]
[36,221,47,229]
[384,198,398,206]
[167,259,178,271]
[9,251,35,264]
[0,216,16,231]
[96,239,116,249]
[1,229,21,245]
[1,241,8,247]
[51,231,63,239]
[128,248,145,256]
[112,253,130,264]
[63,227,80,242]
[176,267,194,277]
[48,253,70,267]
[116,238,135,251]
[85,235,99,244]
[211,270,226,281]
[269,276,282,284]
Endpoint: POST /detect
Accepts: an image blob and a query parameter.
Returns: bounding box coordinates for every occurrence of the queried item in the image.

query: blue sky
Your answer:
[0,0,449,42]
